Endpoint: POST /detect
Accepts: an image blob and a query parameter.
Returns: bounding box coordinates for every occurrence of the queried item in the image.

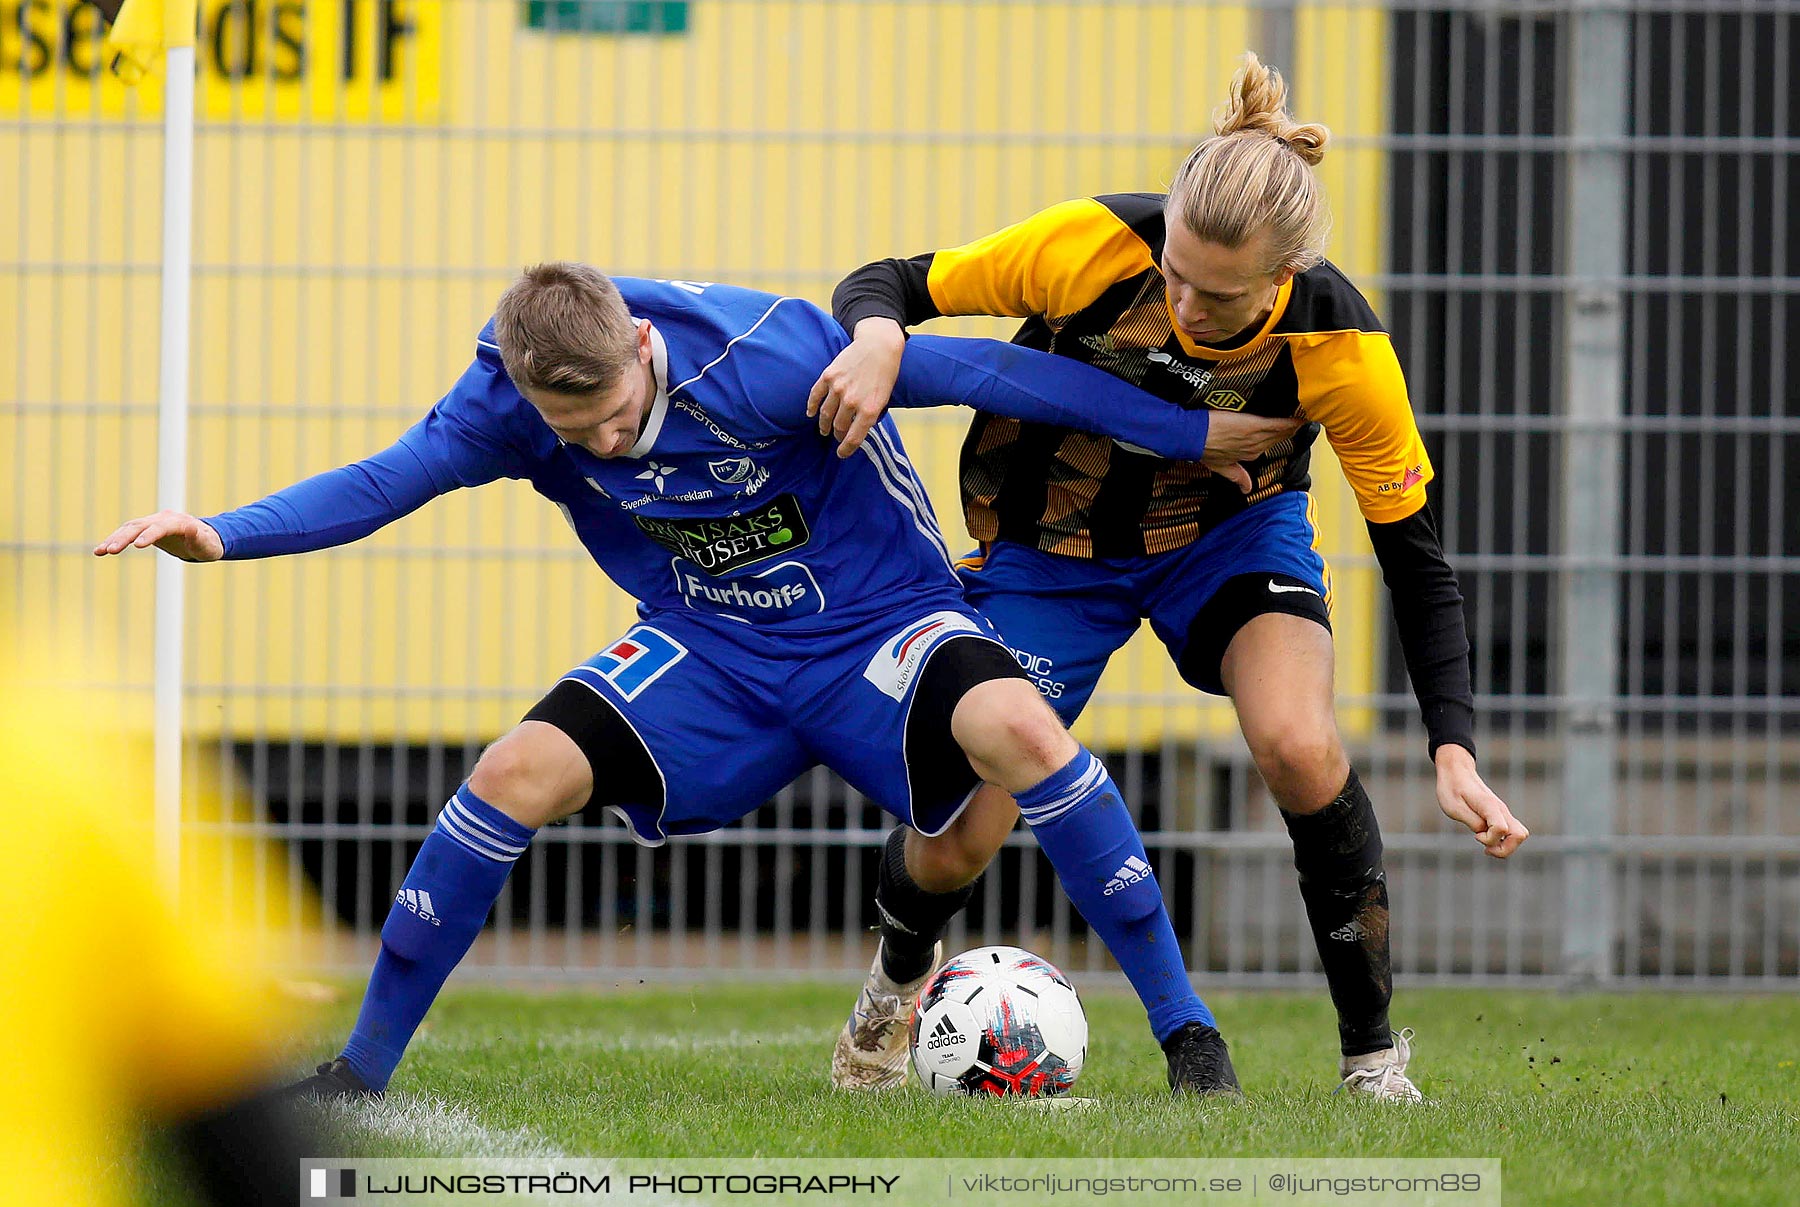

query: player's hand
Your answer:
[808,318,906,459]
[1201,412,1304,494]
[93,510,225,562]
[1433,744,1528,858]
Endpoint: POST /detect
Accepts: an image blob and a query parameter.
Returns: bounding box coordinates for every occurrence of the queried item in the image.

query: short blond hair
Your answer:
[492,262,639,397]
[1167,53,1333,275]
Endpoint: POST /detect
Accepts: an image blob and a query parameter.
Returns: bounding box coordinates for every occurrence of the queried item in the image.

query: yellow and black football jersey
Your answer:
[838,192,1481,755]
[836,192,1433,560]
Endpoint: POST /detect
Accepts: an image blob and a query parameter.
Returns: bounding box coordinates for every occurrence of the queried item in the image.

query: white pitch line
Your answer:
[317,1097,717,1207]
[318,1092,571,1159]
[309,1028,832,1154]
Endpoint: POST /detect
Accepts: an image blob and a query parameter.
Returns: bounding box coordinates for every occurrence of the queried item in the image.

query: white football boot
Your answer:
[830,940,942,1091]
[1336,1027,1424,1102]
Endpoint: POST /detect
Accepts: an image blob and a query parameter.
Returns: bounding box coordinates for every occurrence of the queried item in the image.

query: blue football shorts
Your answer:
[960,490,1333,724]
[523,596,1025,845]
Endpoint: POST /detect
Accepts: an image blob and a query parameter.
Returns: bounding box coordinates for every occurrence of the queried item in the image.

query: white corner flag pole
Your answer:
[154,41,195,899]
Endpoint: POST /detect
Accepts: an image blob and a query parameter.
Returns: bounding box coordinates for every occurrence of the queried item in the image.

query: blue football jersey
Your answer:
[396,279,958,632]
[205,278,1219,637]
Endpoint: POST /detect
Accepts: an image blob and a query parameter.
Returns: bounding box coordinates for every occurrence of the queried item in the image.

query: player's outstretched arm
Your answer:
[94,435,469,563]
[94,510,225,562]
[92,348,534,562]
[891,334,1299,491]
[809,321,1297,489]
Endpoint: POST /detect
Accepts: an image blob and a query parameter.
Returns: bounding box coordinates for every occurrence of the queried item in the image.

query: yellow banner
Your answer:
[0,0,441,120]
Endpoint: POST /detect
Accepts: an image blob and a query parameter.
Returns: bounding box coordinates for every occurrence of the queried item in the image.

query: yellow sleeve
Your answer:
[1291,330,1435,523]
[926,198,1156,322]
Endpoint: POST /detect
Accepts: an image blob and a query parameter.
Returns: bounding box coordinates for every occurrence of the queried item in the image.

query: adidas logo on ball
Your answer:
[925,1016,968,1051]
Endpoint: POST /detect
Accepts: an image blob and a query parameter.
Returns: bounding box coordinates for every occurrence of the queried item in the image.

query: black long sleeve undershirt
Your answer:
[833,254,940,333]
[1366,500,1477,759]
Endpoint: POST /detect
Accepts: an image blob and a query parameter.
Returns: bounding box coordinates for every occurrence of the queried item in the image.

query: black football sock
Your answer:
[1281,768,1394,1058]
[874,826,976,984]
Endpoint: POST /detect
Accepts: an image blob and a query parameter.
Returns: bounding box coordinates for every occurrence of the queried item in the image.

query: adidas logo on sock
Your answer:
[1329,920,1367,942]
[396,888,441,927]
[925,1014,968,1051]
[1102,855,1155,897]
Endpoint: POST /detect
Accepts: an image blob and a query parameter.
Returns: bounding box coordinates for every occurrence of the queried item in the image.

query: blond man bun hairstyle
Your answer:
[1167,52,1333,275]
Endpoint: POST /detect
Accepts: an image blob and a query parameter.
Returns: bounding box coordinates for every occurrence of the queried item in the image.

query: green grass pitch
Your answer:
[154,984,1798,1205]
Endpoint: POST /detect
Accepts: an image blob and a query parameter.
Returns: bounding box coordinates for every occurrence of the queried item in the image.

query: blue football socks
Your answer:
[340,784,536,1090]
[1015,747,1216,1042]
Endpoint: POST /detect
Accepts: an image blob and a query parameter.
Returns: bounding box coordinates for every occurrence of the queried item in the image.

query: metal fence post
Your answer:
[1559,2,1630,983]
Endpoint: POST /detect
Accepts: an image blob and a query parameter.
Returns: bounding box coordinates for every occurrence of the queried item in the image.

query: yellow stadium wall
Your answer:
[1,1,1388,751]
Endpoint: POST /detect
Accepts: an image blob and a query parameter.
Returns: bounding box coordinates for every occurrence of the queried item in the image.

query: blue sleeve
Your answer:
[891,335,1213,461]
[202,439,450,559]
[202,353,530,559]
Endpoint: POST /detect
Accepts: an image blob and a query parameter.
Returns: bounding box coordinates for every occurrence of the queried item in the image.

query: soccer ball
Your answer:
[909,945,1087,1097]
